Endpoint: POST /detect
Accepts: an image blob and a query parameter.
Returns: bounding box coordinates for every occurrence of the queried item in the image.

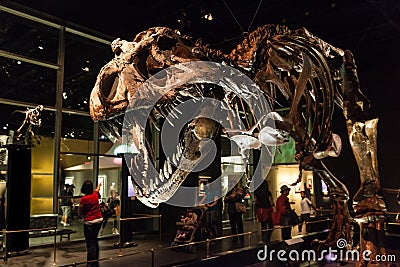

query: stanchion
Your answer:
[53,228,57,265]
[248,232,251,248]
[151,248,155,267]
[118,225,122,256]
[159,215,162,244]
[206,239,210,258]
[3,228,7,264]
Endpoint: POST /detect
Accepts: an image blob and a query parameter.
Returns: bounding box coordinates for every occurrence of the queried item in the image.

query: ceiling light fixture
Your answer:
[202,13,213,21]
[200,1,213,21]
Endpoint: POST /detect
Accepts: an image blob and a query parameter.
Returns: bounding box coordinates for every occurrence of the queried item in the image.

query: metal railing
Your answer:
[0,213,162,265]
[2,226,57,264]
[9,214,400,266]
[117,214,162,255]
[57,217,332,267]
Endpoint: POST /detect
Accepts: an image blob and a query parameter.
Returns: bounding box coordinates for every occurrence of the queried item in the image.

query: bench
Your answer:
[29,229,76,241]
[29,214,76,241]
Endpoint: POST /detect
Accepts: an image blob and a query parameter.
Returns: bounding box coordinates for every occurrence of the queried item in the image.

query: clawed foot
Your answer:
[312,200,353,252]
[353,195,386,219]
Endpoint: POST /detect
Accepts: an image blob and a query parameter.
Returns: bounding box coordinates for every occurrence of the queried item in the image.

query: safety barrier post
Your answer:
[53,227,57,265]
[206,239,210,258]
[118,226,122,256]
[3,229,7,264]
[151,248,155,267]
[159,215,162,244]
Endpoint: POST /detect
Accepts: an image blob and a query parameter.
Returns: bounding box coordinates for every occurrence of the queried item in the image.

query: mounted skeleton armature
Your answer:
[90,25,386,262]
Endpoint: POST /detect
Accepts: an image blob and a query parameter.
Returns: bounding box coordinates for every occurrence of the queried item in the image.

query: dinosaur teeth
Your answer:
[163,162,170,179]
[157,106,174,126]
[159,171,164,183]
[149,179,155,192]
[172,153,178,165]
[175,95,184,104]
[178,142,183,156]
[148,112,160,131]
[167,157,173,174]
[174,106,182,114]
[155,174,159,186]
[141,179,147,190]
[166,105,180,119]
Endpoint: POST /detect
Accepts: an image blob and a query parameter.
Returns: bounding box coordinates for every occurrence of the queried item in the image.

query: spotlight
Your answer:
[203,13,213,21]
[200,1,213,21]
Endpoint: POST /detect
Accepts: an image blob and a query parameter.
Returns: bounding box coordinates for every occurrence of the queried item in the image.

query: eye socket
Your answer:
[158,36,177,51]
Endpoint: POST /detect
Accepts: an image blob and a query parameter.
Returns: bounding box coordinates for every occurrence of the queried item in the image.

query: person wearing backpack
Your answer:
[276,185,292,240]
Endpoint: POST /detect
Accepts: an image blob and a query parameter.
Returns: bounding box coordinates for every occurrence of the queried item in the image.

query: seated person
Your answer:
[176,211,198,239]
[181,210,198,225]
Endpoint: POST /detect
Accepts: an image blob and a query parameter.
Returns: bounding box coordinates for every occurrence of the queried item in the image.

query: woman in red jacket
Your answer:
[276,185,292,240]
[78,180,103,267]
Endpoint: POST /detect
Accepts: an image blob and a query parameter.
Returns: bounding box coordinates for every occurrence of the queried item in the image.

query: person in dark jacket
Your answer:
[276,185,292,240]
[224,181,245,246]
[60,184,75,226]
[254,180,274,243]
[100,189,120,235]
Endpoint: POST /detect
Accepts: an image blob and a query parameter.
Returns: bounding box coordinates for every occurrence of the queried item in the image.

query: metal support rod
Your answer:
[248,232,251,248]
[3,228,7,264]
[93,122,100,185]
[53,228,57,265]
[53,25,65,215]
[118,219,122,256]
[206,239,210,258]
[159,215,162,244]
[151,248,155,267]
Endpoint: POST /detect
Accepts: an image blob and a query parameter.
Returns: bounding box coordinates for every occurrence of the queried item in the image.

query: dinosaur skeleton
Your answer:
[90,25,386,261]
[14,105,43,145]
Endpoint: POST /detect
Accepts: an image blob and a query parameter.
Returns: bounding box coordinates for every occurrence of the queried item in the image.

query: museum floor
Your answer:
[2,218,400,267]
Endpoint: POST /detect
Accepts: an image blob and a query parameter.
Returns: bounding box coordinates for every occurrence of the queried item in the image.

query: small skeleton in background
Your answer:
[14,105,43,143]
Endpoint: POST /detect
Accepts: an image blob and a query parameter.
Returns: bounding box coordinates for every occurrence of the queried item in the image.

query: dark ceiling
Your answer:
[4,0,400,192]
[8,0,400,54]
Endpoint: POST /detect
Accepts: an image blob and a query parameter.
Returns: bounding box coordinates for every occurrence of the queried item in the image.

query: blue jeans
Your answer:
[298,213,311,232]
[84,222,102,267]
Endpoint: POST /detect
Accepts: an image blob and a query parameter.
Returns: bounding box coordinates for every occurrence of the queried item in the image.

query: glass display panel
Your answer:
[63,33,112,111]
[0,57,57,106]
[61,113,94,153]
[0,10,59,63]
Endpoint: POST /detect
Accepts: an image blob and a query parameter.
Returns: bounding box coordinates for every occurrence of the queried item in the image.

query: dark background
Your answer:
[7,0,400,208]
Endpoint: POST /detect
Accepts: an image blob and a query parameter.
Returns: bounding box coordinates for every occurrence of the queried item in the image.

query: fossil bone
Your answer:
[90,25,386,256]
